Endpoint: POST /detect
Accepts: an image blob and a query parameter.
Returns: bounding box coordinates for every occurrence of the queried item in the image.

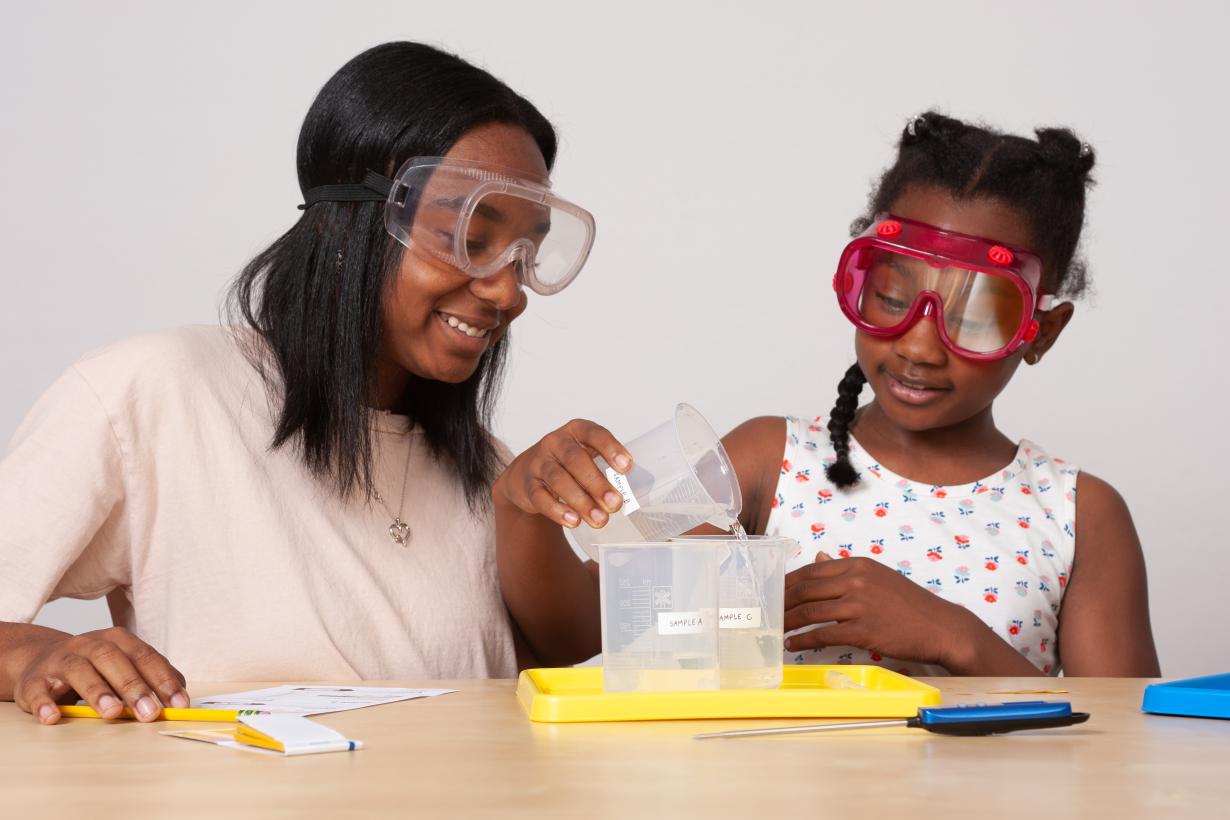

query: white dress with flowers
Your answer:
[764,415,1078,676]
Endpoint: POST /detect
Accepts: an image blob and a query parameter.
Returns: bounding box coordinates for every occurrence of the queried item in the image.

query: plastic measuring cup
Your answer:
[671,534,796,689]
[567,403,742,560]
[598,540,721,693]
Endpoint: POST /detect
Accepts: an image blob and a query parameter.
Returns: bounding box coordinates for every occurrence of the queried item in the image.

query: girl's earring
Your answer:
[1025,349,1041,365]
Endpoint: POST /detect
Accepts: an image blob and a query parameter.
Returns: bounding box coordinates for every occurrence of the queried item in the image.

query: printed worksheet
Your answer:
[193,685,455,715]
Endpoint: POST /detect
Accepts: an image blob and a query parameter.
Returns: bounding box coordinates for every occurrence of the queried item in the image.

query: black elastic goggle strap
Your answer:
[298,170,394,210]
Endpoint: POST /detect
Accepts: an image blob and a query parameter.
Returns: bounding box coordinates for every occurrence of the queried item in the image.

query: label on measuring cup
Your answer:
[657,611,706,635]
[604,467,640,515]
[719,608,762,629]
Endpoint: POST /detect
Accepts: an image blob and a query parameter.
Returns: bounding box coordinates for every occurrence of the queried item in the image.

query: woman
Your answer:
[0,41,596,723]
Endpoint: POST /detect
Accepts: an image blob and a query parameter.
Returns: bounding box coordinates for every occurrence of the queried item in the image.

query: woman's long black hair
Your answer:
[824,111,1097,489]
[227,42,557,510]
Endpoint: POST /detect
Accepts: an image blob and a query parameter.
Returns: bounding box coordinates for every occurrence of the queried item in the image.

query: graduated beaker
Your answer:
[568,403,742,560]
[598,540,721,693]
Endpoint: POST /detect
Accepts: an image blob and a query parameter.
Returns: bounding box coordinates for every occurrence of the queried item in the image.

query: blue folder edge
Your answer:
[1141,673,1230,719]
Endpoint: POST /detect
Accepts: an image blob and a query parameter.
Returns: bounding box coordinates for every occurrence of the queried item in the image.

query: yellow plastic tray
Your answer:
[516,665,942,723]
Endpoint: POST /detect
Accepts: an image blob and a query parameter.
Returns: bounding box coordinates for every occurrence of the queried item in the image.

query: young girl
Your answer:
[497,111,1158,677]
[720,111,1160,676]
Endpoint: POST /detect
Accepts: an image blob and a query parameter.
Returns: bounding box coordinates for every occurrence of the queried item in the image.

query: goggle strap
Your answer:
[298,170,394,210]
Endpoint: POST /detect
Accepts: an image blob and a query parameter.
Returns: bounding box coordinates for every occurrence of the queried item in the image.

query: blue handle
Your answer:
[917,701,1073,726]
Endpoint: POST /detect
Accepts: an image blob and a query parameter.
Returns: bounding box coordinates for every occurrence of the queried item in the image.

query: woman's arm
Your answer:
[493,420,632,667]
[1055,472,1161,676]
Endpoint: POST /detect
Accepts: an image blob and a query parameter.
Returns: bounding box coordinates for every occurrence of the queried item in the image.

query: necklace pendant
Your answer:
[388,517,410,546]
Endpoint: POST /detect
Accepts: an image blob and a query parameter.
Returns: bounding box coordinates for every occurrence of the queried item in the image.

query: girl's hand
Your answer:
[494,419,633,530]
[11,627,190,724]
[783,553,982,667]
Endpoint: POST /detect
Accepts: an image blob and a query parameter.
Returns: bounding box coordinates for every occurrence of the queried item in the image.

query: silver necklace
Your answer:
[373,432,413,546]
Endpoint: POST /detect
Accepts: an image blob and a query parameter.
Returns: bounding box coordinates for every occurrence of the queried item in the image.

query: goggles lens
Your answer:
[833,216,1046,360]
[854,248,1026,354]
[387,159,594,295]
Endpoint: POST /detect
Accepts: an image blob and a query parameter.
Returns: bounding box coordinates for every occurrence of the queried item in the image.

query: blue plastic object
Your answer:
[1142,673,1230,719]
[917,701,1073,726]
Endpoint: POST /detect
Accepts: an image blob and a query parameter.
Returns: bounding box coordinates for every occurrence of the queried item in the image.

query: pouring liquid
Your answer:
[718,519,784,688]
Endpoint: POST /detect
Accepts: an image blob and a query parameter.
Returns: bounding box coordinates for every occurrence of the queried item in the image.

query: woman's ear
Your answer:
[1025,302,1075,365]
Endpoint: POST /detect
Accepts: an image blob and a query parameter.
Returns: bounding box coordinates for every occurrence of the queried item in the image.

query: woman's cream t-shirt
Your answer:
[0,326,518,681]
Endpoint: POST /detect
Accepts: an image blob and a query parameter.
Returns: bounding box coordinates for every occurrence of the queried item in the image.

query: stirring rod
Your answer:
[696,719,908,739]
[695,702,1089,739]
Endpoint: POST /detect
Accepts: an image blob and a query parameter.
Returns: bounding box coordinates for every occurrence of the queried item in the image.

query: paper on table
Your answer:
[162,716,362,757]
[192,685,455,715]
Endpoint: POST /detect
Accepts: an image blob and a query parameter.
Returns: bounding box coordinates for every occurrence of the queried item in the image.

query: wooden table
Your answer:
[2,677,1226,818]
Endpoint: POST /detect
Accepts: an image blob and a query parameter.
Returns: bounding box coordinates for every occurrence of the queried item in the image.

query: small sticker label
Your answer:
[657,611,706,635]
[719,607,763,629]
[605,467,640,515]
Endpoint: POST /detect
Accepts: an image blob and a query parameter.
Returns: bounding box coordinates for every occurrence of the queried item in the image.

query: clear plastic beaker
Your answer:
[671,534,795,689]
[568,403,742,560]
[598,540,721,693]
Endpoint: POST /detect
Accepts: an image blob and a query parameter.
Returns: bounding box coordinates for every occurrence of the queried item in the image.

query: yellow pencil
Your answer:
[57,704,266,722]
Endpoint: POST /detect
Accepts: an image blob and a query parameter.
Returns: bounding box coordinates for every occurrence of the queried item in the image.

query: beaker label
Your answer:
[605,467,641,515]
[657,611,706,635]
[719,607,763,629]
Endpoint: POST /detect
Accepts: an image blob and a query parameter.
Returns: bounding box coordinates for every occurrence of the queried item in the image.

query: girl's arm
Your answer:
[1054,472,1161,676]
[719,416,788,536]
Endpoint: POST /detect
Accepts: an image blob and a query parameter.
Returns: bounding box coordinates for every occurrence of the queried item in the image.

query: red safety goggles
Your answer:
[833,215,1055,361]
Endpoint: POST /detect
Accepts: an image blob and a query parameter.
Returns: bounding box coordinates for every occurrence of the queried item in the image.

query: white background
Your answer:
[3,1,1227,676]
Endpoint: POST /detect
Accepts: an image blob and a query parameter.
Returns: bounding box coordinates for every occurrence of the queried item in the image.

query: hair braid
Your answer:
[825,363,866,489]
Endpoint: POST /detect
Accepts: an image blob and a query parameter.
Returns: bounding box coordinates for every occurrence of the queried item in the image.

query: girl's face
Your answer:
[377,122,545,396]
[854,185,1073,433]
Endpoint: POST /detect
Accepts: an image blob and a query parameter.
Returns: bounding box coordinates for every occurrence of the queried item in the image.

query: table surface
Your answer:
[2,676,1227,819]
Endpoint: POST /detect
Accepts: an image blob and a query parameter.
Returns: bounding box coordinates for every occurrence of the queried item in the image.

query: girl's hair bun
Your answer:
[902,111,965,147]
[1035,127,1096,176]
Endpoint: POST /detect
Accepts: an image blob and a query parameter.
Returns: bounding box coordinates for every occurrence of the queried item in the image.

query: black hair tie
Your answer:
[298,170,394,210]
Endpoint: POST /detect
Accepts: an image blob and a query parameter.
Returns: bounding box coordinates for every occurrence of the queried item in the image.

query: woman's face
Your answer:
[854,185,1070,433]
[378,122,547,397]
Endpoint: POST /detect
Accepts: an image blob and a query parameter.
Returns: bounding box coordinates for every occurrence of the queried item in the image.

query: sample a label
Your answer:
[719,607,762,629]
[657,611,706,635]
[605,467,641,515]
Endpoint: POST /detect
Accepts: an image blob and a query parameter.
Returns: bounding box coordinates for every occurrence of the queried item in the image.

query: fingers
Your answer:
[58,651,126,719]
[566,420,632,473]
[783,575,845,613]
[15,675,63,725]
[784,557,850,590]
[541,460,610,529]
[784,622,858,653]
[106,629,190,709]
[529,482,581,528]
[551,436,624,518]
[16,630,190,725]
[784,597,855,633]
[500,419,633,528]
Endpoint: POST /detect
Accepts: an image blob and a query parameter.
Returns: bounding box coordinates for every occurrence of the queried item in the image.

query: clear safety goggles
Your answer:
[301,157,596,296]
[833,215,1057,360]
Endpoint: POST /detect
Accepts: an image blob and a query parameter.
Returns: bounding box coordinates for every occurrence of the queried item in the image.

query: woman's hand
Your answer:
[494,419,633,530]
[783,553,984,668]
[8,626,190,724]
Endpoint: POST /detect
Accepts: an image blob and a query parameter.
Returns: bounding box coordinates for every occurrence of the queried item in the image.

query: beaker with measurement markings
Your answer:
[599,540,721,693]
[671,534,795,689]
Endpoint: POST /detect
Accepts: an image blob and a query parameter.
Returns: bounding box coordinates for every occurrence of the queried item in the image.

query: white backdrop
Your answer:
[3,1,1227,676]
